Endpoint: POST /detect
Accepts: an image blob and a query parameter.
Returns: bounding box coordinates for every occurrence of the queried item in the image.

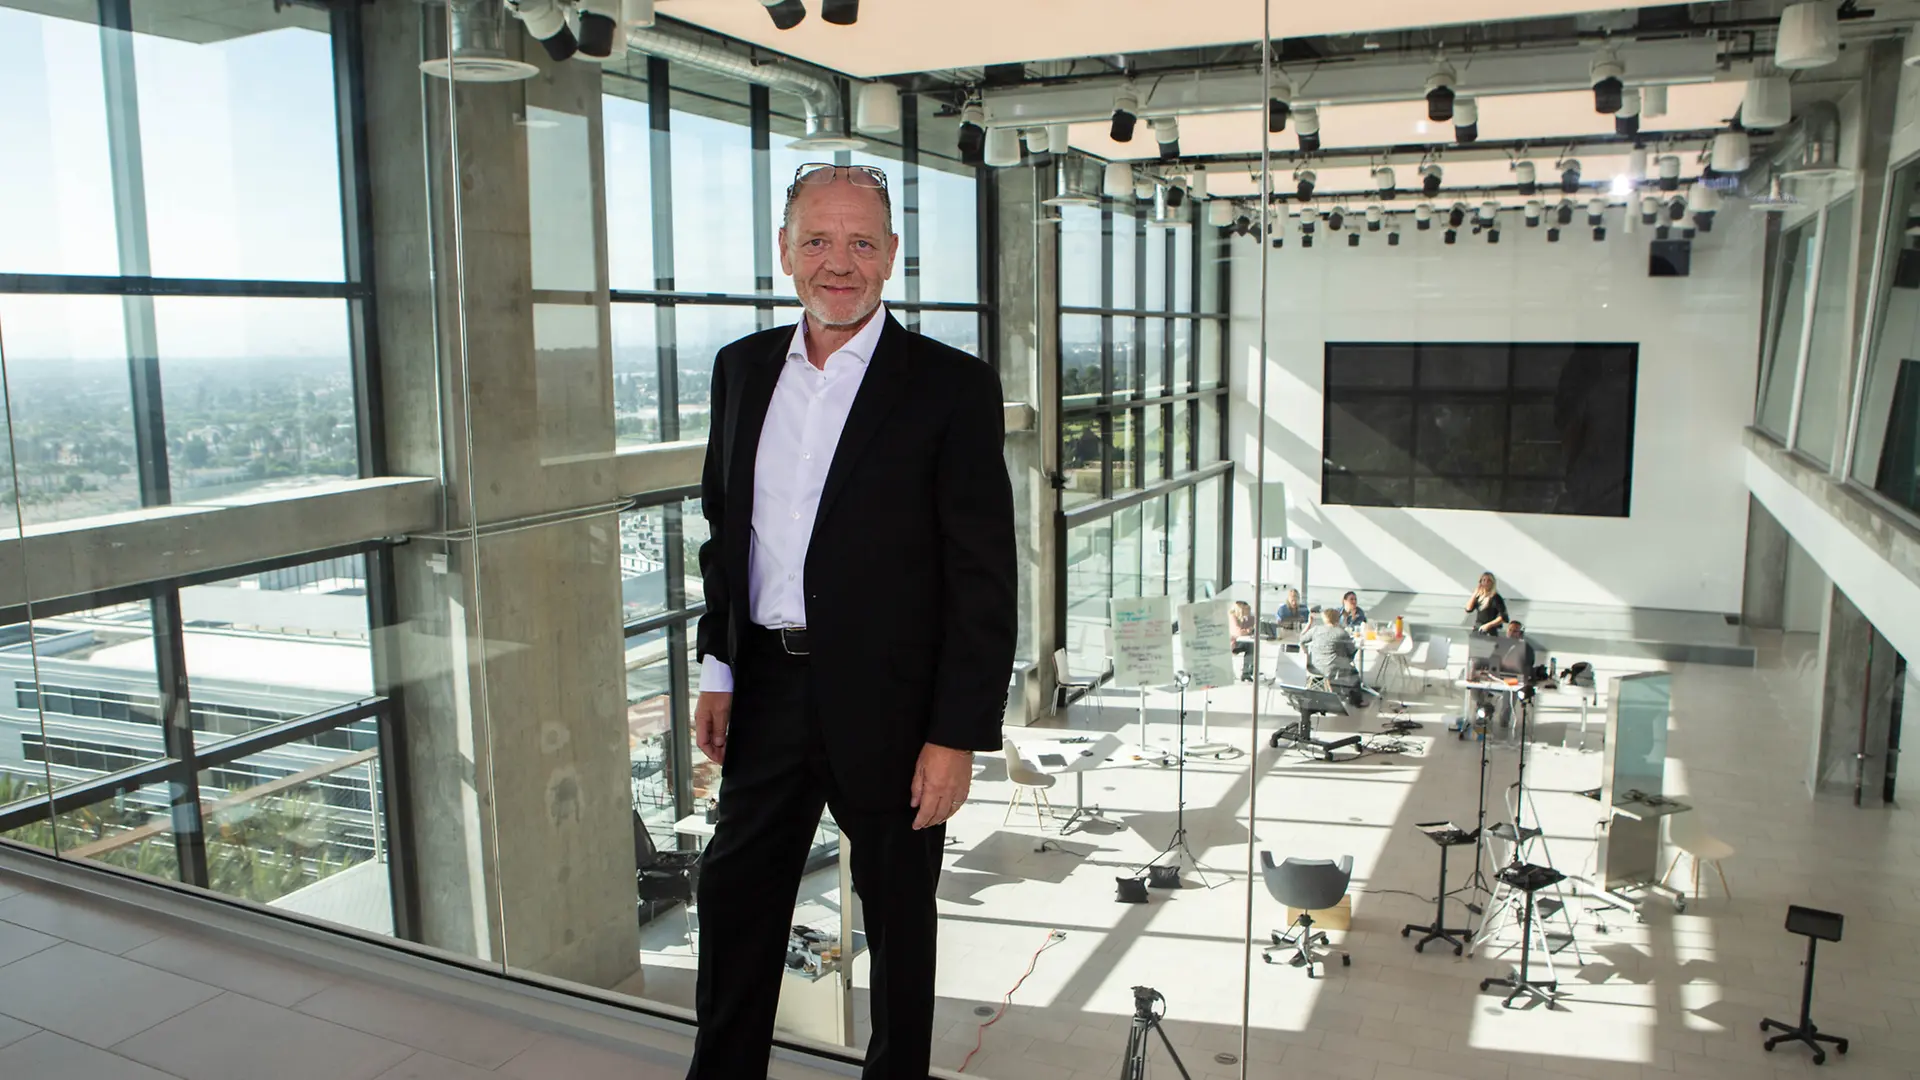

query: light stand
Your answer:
[1118,986,1191,1080]
[1463,714,1497,908]
[1141,673,1209,887]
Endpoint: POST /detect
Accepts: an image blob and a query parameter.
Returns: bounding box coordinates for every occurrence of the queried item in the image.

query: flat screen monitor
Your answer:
[1467,633,1498,665]
[1492,637,1530,676]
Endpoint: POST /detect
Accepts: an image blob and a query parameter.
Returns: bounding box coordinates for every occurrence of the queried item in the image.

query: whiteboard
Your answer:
[1109,596,1175,688]
[1178,598,1236,688]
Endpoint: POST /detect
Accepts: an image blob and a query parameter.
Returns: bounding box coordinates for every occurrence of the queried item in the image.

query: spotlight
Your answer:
[957,102,986,165]
[1021,127,1051,157]
[1103,161,1133,199]
[1272,232,1285,249]
[1548,226,1562,242]
[1389,230,1402,247]
[1524,200,1543,227]
[1111,83,1139,143]
[1556,199,1575,225]
[1560,159,1582,194]
[1269,76,1292,132]
[1668,196,1687,222]
[1166,184,1186,209]
[1591,44,1624,114]
[1642,84,1668,117]
[576,5,616,58]
[1744,75,1793,129]
[1777,1,1840,70]
[1479,199,1500,225]
[1615,87,1640,136]
[983,128,1022,168]
[1426,60,1457,122]
[1374,166,1397,200]
[1420,163,1443,198]
[1328,206,1346,231]
[1445,229,1458,245]
[820,0,858,24]
[855,82,903,135]
[1414,203,1434,230]
[1448,202,1467,228]
[1302,232,1314,249]
[1232,213,1252,236]
[1207,200,1235,228]
[1515,161,1537,196]
[1454,97,1478,144]
[1593,225,1607,241]
[1655,223,1672,240]
[1587,196,1607,227]
[1153,116,1181,160]
[1640,195,1659,225]
[1348,232,1361,247]
[757,0,806,31]
[1296,169,1317,200]
[1711,128,1751,172]
[1488,226,1500,244]
[1189,166,1208,202]
[508,0,579,60]
[1133,177,1155,201]
[1296,106,1321,153]
[1657,154,1681,192]
[1628,146,1648,186]
[1690,182,1721,232]
[1366,204,1383,232]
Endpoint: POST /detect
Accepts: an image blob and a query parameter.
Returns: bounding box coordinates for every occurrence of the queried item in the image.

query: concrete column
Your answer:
[994,165,1059,721]
[1742,495,1787,631]
[362,2,638,989]
[1814,587,1900,803]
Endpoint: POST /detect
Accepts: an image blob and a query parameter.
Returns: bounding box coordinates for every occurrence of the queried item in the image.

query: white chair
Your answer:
[1372,633,1416,694]
[1001,739,1057,830]
[1052,648,1104,718]
[1662,812,1735,899]
[1407,633,1453,693]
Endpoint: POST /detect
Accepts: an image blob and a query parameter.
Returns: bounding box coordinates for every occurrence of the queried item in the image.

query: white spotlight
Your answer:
[1615,88,1641,136]
[1414,203,1434,230]
[1744,76,1793,129]
[1189,167,1208,202]
[1022,128,1051,156]
[1152,116,1181,160]
[1524,200,1543,227]
[1366,204,1384,232]
[1374,166,1397,200]
[1103,161,1133,199]
[1712,129,1752,172]
[1047,124,1070,157]
[1628,147,1648,185]
[1515,160,1537,195]
[855,82,902,135]
[1591,45,1625,114]
[1134,177,1155,201]
[1690,182,1722,231]
[1640,195,1660,225]
[1454,97,1479,144]
[983,128,1023,168]
[1207,200,1235,228]
[1657,155,1681,192]
[1641,84,1668,117]
[1296,106,1321,153]
[1777,2,1840,70]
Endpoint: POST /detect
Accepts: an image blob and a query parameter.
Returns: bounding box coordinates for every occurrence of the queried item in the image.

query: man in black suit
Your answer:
[684,163,1017,1080]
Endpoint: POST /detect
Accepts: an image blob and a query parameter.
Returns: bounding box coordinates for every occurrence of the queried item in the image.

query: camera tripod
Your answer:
[1119,986,1191,1080]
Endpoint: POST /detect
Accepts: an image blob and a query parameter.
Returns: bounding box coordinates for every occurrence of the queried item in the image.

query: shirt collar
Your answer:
[787,303,888,368]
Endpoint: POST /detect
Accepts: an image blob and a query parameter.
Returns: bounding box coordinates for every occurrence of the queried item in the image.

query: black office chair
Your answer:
[1260,852,1353,977]
[634,812,701,938]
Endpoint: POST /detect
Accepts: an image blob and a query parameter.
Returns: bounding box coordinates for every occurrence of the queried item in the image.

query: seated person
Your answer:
[1503,619,1537,675]
[1298,608,1364,705]
[1230,601,1257,682]
[1464,620,1538,734]
[1337,591,1367,630]
[1273,588,1307,629]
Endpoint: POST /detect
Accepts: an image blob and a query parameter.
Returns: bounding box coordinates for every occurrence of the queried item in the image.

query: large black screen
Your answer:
[1322,342,1638,517]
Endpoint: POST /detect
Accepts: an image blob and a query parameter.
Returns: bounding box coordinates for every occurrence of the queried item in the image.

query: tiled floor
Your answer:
[7,627,1918,1080]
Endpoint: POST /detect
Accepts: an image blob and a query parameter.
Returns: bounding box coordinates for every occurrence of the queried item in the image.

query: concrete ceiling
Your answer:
[651,0,1691,79]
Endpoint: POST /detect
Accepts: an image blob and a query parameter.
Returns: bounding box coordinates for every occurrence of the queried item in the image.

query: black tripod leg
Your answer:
[1151,1019,1194,1080]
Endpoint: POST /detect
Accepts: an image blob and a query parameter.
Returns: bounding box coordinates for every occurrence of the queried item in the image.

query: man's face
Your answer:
[1507,623,1523,638]
[779,179,899,329]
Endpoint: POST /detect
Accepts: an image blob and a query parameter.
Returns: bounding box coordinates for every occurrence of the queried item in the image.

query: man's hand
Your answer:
[694,691,733,765]
[910,743,975,830]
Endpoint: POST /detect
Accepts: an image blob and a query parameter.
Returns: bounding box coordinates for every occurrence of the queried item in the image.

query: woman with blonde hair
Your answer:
[1465,571,1508,635]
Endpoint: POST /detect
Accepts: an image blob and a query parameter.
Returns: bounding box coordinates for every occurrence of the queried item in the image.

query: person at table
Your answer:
[1464,572,1509,636]
[1337,591,1367,630]
[1273,588,1307,628]
[1299,608,1363,705]
[1230,600,1257,682]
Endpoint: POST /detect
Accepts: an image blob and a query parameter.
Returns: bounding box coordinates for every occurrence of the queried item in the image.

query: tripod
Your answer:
[1141,674,1209,888]
[1118,986,1191,1080]
[1462,709,1497,909]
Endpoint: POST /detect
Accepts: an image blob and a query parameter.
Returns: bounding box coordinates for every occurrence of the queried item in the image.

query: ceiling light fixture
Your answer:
[507,0,580,60]
[1514,160,1537,196]
[1366,204,1384,232]
[1588,195,1608,240]
[1777,1,1840,69]
[1743,76,1793,130]
[1658,154,1681,192]
[957,102,986,165]
[1328,205,1347,231]
[1190,166,1208,202]
[1348,232,1361,247]
[1445,228,1458,245]
[1689,182,1721,231]
[1296,168,1317,200]
[1556,199,1575,225]
[1426,58,1457,122]
[1420,163,1443,198]
[757,0,807,31]
[1111,82,1139,143]
[1046,153,1104,206]
[1560,158,1582,194]
[1711,127,1752,173]
[1591,44,1625,114]
[1374,166,1397,201]
[1640,195,1660,225]
[1269,75,1293,133]
[983,127,1022,168]
[820,0,858,24]
[1207,200,1236,227]
[1454,98,1479,144]
[1415,203,1434,230]
[1153,116,1181,160]
[1103,161,1133,199]
[1524,200,1543,227]
[1615,87,1641,137]
[855,82,902,135]
[1296,106,1321,153]
[1448,201,1467,228]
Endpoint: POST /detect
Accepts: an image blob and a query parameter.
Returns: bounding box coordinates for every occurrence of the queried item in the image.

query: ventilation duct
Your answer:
[421,0,539,81]
[1045,153,1104,206]
[1779,100,1849,184]
[626,27,860,151]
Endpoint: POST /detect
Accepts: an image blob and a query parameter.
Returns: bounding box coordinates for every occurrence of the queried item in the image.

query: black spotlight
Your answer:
[1268,97,1290,132]
[1111,86,1139,143]
[1302,234,1314,248]
[759,0,807,30]
[1328,208,1345,231]
[1453,98,1478,144]
[1272,234,1284,249]
[1655,224,1672,240]
[1560,160,1582,194]
[1592,226,1607,241]
[576,10,616,57]
[1348,232,1360,247]
[957,108,986,166]
[1615,110,1639,137]
[1488,228,1500,244]
[1448,204,1465,228]
[1427,83,1455,122]
[1232,214,1252,236]
[1548,227,1562,242]
[1166,185,1186,209]
[1296,170,1317,200]
[1296,107,1321,153]
[1444,229,1458,245]
[1668,198,1686,223]
[1388,231,1401,246]
[1556,200,1575,226]
[509,0,580,60]
[821,0,859,24]
[1591,48,1624,114]
[1421,165,1442,198]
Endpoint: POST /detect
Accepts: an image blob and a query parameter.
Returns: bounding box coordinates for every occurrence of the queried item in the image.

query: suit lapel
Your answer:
[726,335,788,545]
[812,314,910,540]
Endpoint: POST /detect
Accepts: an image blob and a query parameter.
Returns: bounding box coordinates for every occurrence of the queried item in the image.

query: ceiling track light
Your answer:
[1445,228,1458,245]
[1667,196,1687,223]
[1712,128,1752,173]
[1454,98,1478,145]
[1366,204,1383,231]
[1514,160,1536,196]
[1133,177,1155,201]
[1426,59,1457,122]
[1111,82,1139,143]
[1348,232,1360,247]
[1420,163,1443,198]
[1640,195,1660,225]
[1269,75,1293,133]
[1524,200,1543,227]
[983,127,1022,168]
[1556,199,1575,226]
[1615,87,1641,137]
[1690,182,1721,232]
[1448,202,1467,229]
[1296,106,1321,153]
[1414,203,1434,230]
[1021,127,1051,157]
[1103,160,1134,200]
[1744,76,1793,130]
[1587,196,1608,227]
[1189,166,1208,202]
[1152,116,1181,160]
[508,0,580,61]
[1548,226,1562,242]
[1657,154,1682,192]
[820,0,858,24]
[1388,229,1402,247]
[1777,1,1841,70]
[1559,159,1582,194]
[1328,205,1347,231]
[758,0,806,30]
[1206,199,1236,228]
[1374,166,1397,201]
[1296,168,1317,200]
[957,101,986,166]
[1591,44,1625,115]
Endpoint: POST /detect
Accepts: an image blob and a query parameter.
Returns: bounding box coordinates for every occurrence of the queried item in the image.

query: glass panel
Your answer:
[916,310,981,358]
[680,495,710,610]
[1173,397,1192,476]
[1145,226,1168,312]
[612,303,663,446]
[1144,402,1165,483]
[1113,318,1138,398]
[0,295,142,524]
[1199,392,1221,465]
[1112,502,1144,600]
[1141,495,1167,598]
[1062,314,1103,408]
[670,105,756,294]
[196,721,391,934]
[1199,229,1223,314]
[918,160,978,304]
[1168,487,1191,604]
[0,5,119,275]
[676,305,758,444]
[1173,227,1194,314]
[47,783,179,880]
[622,505,669,623]
[133,10,343,281]
[1144,316,1166,399]
[1173,319,1194,393]
[1856,163,1920,497]
[12,600,168,813]
[1062,414,1103,508]
[1059,203,1102,308]
[1198,317,1222,389]
[1194,475,1221,597]
[1111,204,1138,310]
[1795,198,1856,465]
[1759,221,1815,436]
[603,75,654,291]
[154,297,359,500]
[1111,409,1139,494]
[1063,518,1112,672]
[625,626,674,847]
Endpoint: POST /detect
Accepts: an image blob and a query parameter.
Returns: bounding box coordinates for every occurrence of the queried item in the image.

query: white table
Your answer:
[673,813,716,842]
[1012,733,1151,833]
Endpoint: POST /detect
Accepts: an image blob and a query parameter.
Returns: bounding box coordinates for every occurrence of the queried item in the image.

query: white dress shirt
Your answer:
[699,305,886,694]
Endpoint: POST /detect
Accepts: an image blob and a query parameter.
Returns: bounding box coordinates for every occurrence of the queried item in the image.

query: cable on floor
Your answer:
[957,928,1066,1074]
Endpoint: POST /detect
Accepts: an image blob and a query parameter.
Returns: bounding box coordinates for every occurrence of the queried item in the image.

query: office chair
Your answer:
[1052,648,1104,719]
[1260,852,1353,977]
[1662,811,1735,900]
[634,812,701,939]
[1001,738,1058,830]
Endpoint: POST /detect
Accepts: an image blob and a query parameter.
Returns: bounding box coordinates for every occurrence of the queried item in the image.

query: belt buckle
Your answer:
[779,627,808,656]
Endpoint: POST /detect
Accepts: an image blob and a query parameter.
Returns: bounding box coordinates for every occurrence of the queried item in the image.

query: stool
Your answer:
[1479,862,1565,1009]
[1403,822,1475,956]
[1761,905,1849,1065]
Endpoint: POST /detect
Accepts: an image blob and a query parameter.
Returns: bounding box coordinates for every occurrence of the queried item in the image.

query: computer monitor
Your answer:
[1492,636,1530,676]
[1467,633,1498,668]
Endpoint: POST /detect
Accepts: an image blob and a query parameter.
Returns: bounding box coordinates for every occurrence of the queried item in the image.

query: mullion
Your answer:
[648,58,679,443]
[903,95,922,311]
[750,85,775,332]
[331,0,386,480]
[149,586,210,888]
[661,502,694,840]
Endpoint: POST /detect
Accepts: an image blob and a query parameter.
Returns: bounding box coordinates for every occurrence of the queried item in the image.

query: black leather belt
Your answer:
[750,624,810,656]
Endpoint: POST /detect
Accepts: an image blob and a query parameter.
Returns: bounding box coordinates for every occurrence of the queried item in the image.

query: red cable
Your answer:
[957,930,1062,1074]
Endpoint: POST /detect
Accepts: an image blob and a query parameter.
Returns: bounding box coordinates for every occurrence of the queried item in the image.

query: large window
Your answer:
[1323,342,1638,517]
[1795,197,1857,465]
[1758,220,1817,439]
[1855,160,1920,513]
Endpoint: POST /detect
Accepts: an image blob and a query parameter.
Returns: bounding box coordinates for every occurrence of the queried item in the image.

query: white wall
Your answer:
[1782,537,1829,635]
[1225,204,1765,612]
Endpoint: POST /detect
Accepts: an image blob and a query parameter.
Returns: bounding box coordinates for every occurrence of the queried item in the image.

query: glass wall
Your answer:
[1854,156,1920,513]
[1757,219,1816,438]
[1796,196,1858,464]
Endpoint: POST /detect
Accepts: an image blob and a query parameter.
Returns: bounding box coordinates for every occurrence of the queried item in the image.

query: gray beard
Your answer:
[802,296,881,331]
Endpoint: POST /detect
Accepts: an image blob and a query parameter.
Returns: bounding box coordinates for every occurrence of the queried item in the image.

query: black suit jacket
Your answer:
[695,313,1017,811]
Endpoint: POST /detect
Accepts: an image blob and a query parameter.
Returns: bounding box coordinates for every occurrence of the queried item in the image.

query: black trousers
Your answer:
[686,636,945,1080]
